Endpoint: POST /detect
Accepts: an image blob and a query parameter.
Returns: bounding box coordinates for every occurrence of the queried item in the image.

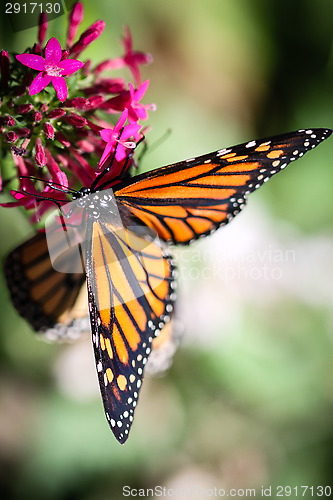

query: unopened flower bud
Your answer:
[63,97,89,109]
[2,115,15,127]
[70,20,105,57]
[67,2,84,46]
[5,131,18,143]
[43,122,54,139]
[33,112,42,122]
[15,127,30,137]
[35,138,46,166]
[48,109,66,119]
[17,104,33,114]
[38,12,48,46]
[62,113,87,128]
[55,132,70,147]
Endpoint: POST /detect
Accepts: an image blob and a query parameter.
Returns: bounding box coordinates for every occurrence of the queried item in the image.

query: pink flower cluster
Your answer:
[0,2,154,220]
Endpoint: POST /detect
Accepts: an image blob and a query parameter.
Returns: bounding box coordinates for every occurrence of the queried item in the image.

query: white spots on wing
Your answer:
[217,148,231,156]
[246,140,256,148]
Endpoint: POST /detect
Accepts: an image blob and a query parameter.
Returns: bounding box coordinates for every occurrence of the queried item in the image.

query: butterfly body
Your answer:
[4,127,332,443]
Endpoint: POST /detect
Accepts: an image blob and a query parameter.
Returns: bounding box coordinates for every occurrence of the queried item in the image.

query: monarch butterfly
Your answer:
[4,127,332,443]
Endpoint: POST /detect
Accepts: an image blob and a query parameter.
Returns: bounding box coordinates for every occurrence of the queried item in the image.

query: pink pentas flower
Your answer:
[96,26,152,86]
[99,109,141,165]
[16,37,84,102]
[127,80,156,122]
[1,6,155,222]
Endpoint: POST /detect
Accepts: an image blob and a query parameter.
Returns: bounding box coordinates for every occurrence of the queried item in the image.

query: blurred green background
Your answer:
[0,0,333,498]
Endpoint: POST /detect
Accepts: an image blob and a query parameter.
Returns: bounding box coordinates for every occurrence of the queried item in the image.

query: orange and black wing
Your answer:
[5,230,88,335]
[115,128,332,244]
[85,219,176,443]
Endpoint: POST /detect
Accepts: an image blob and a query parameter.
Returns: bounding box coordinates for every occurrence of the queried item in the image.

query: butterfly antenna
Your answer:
[19,175,78,195]
[17,187,68,213]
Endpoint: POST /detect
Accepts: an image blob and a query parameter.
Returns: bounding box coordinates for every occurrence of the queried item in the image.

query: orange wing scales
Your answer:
[86,216,177,444]
[116,128,332,244]
[5,231,86,332]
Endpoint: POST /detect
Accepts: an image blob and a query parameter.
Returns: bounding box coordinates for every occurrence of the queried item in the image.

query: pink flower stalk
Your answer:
[0,50,10,89]
[38,12,48,47]
[70,20,105,58]
[99,109,141,165]
[16,37,84,102]
[67,2,84,46]
[84,78,126,96]
[127,80,155,122]
[95,26,153,86]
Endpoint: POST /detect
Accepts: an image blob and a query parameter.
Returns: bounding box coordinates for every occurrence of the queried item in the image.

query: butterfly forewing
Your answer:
[115,128,332,244]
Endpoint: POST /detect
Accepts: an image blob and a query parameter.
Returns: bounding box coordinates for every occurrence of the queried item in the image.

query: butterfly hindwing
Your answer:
[84,217,176,443]
[4,230,87,334]
[115,128,332,244]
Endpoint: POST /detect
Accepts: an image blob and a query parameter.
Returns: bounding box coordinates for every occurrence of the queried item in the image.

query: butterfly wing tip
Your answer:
[114,432,130,445]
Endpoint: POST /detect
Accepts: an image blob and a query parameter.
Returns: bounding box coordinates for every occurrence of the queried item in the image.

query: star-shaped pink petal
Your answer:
[16,37,84,102]
[99,109,141,165]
